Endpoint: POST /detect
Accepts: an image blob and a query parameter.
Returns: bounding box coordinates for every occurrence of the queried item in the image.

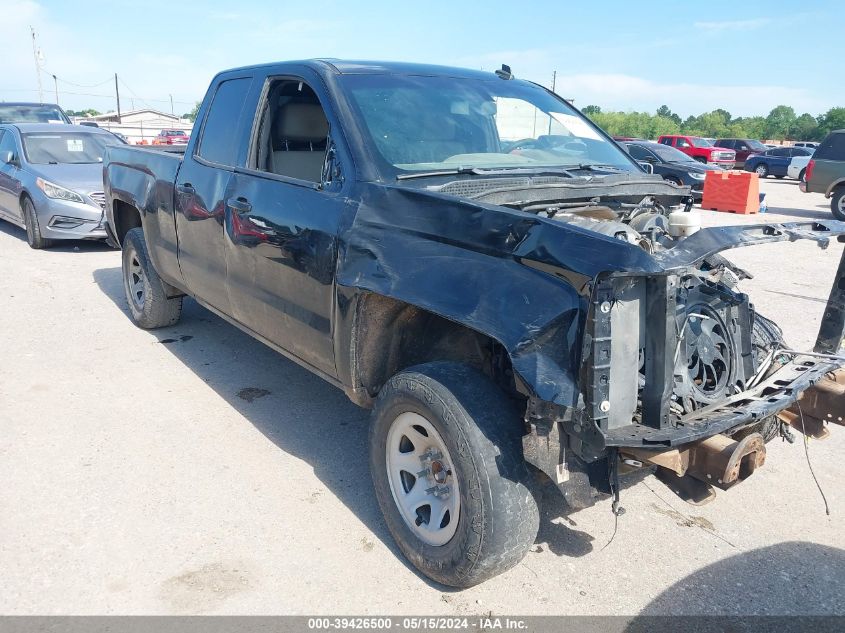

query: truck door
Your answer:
[224,74,346,378]
[174,74,255,315]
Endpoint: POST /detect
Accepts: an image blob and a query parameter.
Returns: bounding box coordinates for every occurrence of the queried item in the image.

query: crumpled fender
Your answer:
[336,182,845,407]
[336,184,650,406]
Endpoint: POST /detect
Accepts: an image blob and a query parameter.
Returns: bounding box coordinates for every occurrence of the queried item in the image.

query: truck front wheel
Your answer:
[369,362,539,587]
[122,227,182,329]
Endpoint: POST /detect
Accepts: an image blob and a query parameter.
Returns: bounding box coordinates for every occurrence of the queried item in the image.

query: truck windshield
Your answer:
[341,74,638,175]
[22,132,119,164]
[691,137,713,148]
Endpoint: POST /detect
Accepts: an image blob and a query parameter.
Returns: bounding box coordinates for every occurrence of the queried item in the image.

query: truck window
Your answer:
[815,133,845,161]
[197,77,253,167]
[251,79,329,182]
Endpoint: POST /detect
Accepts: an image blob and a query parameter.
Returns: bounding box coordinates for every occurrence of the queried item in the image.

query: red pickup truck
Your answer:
[657,134,735,168]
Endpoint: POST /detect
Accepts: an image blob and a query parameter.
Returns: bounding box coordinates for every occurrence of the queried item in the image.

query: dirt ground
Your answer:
[1,177,843,615]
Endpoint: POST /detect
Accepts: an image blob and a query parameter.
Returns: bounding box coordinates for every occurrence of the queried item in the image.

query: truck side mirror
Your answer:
[1,151,15,165]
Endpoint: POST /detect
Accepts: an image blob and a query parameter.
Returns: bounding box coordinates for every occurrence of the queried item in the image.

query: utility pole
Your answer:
[30,27,43,102]
[169,94,174,115]
[52,74,58,106]
[114,73,122,123]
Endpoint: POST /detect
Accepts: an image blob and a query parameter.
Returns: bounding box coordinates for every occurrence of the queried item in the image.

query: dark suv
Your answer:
[802,129,845,220]
[714,138,767,168]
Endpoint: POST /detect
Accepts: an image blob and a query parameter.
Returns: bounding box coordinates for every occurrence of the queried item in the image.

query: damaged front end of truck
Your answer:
[510,186,845,507]
[342,170,845,509]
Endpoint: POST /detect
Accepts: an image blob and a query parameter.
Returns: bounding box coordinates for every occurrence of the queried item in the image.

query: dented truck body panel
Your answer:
[104,59,845,506]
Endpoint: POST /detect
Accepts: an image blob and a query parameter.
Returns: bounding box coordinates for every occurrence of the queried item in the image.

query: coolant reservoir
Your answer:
[668,209,702,238]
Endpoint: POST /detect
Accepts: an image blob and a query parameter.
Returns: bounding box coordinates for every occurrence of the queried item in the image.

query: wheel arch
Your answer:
[111,199,142,247]
[825,178,845,198]
[346,292,522,408]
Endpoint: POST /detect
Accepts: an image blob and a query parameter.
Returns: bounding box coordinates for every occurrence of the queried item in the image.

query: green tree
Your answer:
[181,102,201,122]
[764,105,796,140]
[65,108,101,117]
[713,109,731,126]
[656,105,682,126]
[581,104,836,143]
[818,107,845,139]
[790,113,819,141]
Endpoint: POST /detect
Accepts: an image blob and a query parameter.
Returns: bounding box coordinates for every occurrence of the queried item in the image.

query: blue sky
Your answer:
[2,0,842,118]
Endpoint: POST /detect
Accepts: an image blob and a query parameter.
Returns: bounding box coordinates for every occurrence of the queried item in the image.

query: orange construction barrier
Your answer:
[700,170,760,214]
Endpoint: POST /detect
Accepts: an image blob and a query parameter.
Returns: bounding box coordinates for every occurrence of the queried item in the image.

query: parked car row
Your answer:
[745,146,815,179]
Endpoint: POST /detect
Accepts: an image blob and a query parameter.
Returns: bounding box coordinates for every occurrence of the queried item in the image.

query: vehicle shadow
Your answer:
[0,220,114,252]
[93,264,612,588]
[533,467,652,558]
[624,541,845,629]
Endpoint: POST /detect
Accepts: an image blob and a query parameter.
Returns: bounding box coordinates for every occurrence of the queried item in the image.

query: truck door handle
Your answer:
[226,197,252,214]
[176,182,195,194]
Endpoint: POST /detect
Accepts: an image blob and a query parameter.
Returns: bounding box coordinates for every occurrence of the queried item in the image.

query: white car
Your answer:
[787,152,814,181]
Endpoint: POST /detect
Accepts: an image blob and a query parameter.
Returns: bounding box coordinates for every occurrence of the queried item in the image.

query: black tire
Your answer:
[22,196,54,249]
[665,176,683,186]
[694,156,707,164]
[831,187,845,221]
[370,362,539,587]
[122,227,182,329]
[798,168,806,183]
[754,163,769,178]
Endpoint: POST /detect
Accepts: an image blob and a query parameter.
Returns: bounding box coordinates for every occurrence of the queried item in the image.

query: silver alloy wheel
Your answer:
[838,195,845,214]
[127,252,146,310]
[755,164,767,176]
[385,411,461,546]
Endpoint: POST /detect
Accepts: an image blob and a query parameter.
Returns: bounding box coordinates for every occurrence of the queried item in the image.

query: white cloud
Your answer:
[550,73,830,118]
[694,18,772,31]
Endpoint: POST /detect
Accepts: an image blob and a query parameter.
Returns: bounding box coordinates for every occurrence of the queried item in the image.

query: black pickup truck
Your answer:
[103,60,845,587]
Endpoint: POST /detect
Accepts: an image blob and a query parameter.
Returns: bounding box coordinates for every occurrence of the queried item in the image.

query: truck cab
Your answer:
[657,134,736,169]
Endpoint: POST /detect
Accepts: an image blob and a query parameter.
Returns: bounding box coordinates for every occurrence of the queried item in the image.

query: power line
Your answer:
[50,74,114,89]
[116,78,195,107]
[0,87,195,106]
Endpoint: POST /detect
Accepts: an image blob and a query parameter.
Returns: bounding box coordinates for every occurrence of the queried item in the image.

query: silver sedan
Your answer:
[0,123,121,248]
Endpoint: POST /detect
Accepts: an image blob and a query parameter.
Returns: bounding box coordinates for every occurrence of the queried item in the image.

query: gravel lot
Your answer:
[1,178,843,615]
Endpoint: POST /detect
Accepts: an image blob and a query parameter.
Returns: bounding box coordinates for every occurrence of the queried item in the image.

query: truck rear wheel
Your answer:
[369,362,539,587]
[122,227,182,329]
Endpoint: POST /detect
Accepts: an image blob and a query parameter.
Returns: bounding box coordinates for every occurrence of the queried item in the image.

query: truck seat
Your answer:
[270,103,329,182]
